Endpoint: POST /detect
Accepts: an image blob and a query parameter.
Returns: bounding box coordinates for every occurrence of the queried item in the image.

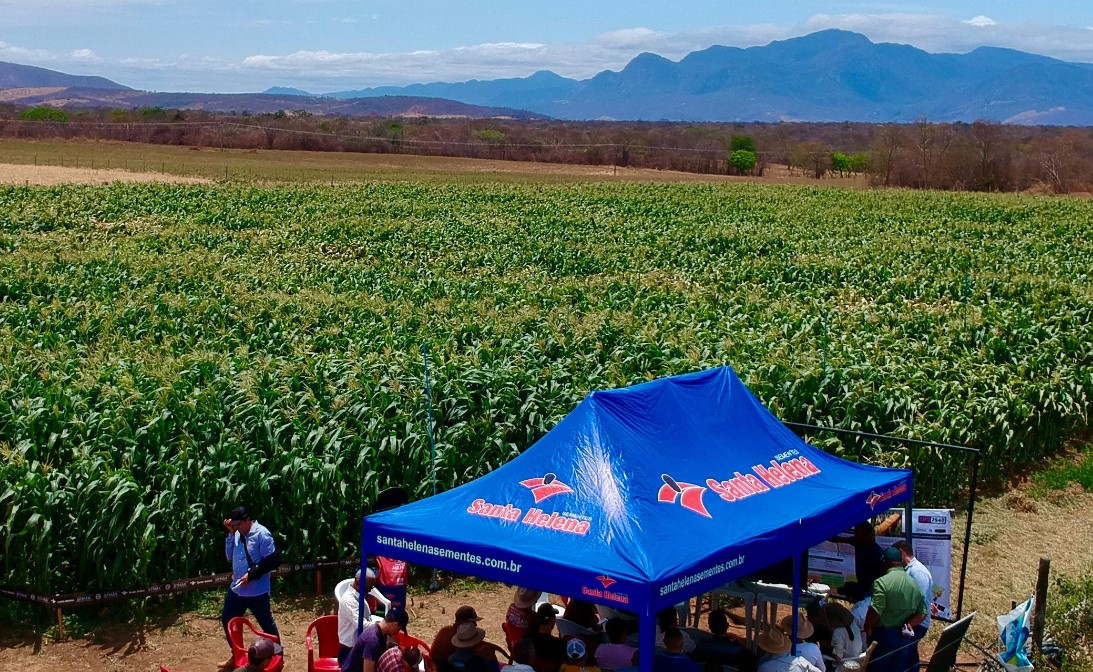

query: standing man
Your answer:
[893,540,934,669]
[864,547,926,672]
[220,506,282,670]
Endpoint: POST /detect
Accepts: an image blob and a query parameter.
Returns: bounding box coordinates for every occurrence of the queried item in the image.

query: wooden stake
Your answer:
[316,570,323,595]
[56,608,64,641]
[1032,556,1049,654]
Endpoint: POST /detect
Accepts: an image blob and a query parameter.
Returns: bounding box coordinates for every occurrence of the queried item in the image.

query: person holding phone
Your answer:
[220,506,283,670]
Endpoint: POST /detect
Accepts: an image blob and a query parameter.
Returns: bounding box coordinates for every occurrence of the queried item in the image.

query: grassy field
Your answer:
[1,156,1091,601]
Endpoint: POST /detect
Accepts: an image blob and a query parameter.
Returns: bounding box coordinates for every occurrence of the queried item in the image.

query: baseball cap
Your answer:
[229,506,251,522]
[882,546,903,563]
[248,638,283,664]
[455,606,481,623]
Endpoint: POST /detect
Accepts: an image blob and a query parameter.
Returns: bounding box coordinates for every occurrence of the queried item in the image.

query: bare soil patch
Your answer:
[0,163,209,186]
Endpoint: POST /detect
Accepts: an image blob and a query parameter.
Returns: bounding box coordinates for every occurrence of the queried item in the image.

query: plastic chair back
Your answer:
[226,616,284,672]
[307,614,342,672]
[555,618,597,638]
[502,621,522,652]
[396,631,433,654]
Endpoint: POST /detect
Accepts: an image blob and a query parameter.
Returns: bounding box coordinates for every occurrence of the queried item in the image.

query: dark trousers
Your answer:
[222,589,280,647]
[339,645,353,667]
[871,626,917,672]
[908,625,928,671]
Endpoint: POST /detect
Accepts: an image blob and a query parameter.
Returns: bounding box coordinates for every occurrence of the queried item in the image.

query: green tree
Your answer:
[831,152,851,176]
[18,107,68,122]
[729,149,757,175]
[730,134,756,153]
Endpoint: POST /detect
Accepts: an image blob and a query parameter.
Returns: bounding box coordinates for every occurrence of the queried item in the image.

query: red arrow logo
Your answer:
[658,474,712,518]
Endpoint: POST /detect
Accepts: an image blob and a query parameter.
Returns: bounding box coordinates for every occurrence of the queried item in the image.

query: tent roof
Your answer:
[362,366,911,614]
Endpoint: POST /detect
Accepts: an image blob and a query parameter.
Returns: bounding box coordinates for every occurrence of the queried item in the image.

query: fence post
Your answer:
[1032,556,1049,653]
[316,570,323,596]
[56,607,64,641]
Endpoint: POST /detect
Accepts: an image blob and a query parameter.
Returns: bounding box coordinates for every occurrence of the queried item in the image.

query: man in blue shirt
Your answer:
[220,506,282,670]
[653,628,700,672]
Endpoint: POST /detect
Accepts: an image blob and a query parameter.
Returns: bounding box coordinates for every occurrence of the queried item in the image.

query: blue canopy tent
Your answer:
[360,366,911,670]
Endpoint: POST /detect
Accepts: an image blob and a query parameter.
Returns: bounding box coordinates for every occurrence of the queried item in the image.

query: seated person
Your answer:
[343,610,405,672]
[505,640,537,672]
[653,628,699,672]
[433,606,484,664]
[803,601,833,654]
[338,569,376,664]
[823,603,863,672]
[756,627,822,672]
[378,646,424,672]
[654,609,695,654]
[233,638,283,672]
[526,603,566,672]
[560,638,601,672]
[507,588,542,646]
[447,622,501,672]
[777,615,824,672]
[563,599,602,632]
[693,609,754,672]
[595,618,638,670]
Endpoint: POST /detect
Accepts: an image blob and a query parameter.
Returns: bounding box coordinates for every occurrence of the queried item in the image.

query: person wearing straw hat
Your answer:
[757,627,822,672]
[506,587,542,644]
[778,614,824,672]
[432,606,485,664]
[824,602,864,672]
[448,621,501,672]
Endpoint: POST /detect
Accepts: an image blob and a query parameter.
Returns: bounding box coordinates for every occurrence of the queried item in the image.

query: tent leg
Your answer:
[791,553,801,656]
[639,610,656,672]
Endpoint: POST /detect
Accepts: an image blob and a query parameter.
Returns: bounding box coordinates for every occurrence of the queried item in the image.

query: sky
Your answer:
[3,1,1093,93]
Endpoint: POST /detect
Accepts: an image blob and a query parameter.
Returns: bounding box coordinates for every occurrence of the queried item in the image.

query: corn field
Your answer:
[0,181,1091,598]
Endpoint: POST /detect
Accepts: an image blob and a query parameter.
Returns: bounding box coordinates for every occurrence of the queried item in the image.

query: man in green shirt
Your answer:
[864,547,926,672]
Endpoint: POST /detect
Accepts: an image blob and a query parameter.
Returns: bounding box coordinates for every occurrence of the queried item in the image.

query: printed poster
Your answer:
[808,508,953,620]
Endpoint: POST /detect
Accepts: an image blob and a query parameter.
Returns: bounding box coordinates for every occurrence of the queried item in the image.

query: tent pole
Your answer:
[903,493,913,546]
[791,552,801,656]
[639,609,656,672]
[357,519,369,637]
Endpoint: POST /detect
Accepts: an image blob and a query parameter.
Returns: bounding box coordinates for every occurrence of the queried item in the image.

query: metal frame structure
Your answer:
[783,421,980,620]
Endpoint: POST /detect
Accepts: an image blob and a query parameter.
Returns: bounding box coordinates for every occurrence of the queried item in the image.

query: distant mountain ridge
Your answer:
[273,30,1093,125]
[0,61,130,90]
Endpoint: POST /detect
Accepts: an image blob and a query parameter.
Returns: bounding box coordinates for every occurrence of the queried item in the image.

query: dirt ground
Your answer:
[0,163,209,185]
[4,482,1090,672]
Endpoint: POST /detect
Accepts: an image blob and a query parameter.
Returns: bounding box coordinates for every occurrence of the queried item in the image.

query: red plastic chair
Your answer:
[306,615,341,672]
[395,631,433,654]
[227,616,285,672]
[501,622,524,652]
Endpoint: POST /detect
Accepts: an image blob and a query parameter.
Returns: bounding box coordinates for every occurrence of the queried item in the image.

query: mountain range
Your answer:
[278,30,1093,125]
[5,30,1093,124]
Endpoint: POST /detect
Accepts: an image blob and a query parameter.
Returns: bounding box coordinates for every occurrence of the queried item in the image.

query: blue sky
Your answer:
[3,1,1093,92]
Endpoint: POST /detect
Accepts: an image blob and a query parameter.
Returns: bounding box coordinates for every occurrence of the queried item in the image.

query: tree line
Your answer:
[3,104,1092,193]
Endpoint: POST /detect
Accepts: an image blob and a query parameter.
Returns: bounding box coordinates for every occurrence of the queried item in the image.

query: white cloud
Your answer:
[70,48,101,62]
[964,16,997,27]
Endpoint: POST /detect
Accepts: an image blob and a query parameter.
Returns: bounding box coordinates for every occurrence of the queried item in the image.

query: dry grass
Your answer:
[953,486,1093,646]
[0,163,209,185]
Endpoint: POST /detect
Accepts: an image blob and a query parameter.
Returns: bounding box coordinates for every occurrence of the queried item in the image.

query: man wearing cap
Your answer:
[526,602,566,669]
[505,587,541,646]
[343,608,406,672]
[220,506,282,670]
[431,605,484,664]
[378,646,424,672]
[893,540,933,671]
[448,621,501,672]
[233,637,284,672]
[756,627,823,672]
[864,547,926,672]
[338,568,378,664]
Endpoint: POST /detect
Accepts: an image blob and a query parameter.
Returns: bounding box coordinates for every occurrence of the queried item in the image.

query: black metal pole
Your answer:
[956,450,979,620]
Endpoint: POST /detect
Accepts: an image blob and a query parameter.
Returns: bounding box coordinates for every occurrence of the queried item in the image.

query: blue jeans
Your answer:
[222,589,280,647]
[871,626,917,672]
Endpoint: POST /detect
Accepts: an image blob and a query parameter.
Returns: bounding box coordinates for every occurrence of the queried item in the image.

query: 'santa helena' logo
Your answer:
[519,473,573,503]
[657,474,712,518]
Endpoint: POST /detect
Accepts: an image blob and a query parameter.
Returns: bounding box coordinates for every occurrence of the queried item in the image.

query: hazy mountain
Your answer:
[306,30,1093,124]
[0,61,130,90]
